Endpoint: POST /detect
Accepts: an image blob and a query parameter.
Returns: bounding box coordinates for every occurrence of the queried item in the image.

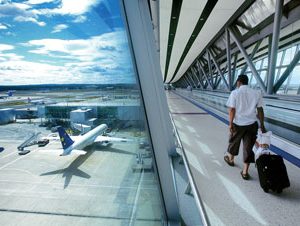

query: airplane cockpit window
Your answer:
[0,0,165,225]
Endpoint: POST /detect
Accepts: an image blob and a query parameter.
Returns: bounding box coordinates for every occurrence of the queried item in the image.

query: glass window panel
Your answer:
[262,57,268,70]
[255,60,262,70]
[275,68,280,82]
[276,77,289,95]
[287,66,300,95]
[234,69,241,81]
[260,70,267,84]
[276,51,283,66]
[277,67,286,81]
[237,0,290,35]
[0,1,165,225]
[282,46,297,66]
[218,78,224,89]
[248,72,256,88]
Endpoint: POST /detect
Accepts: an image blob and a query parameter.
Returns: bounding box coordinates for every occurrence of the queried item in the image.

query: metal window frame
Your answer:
[120,0,180,223]
[267,0,284,94]
[229,26,267,92]
[187,71,198,88]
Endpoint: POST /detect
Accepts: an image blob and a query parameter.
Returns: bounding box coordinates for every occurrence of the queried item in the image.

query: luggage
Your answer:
[256,154,290,193]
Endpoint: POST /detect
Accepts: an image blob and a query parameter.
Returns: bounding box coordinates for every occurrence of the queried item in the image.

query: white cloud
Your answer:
[11,3,32,11]
[0,30,134,85]
[72,15,87,23]
[0,59,131,85]
[0,44,24,62]
[0,60,74,85]
[43,0,102,16]
[0,23,7,29]
[26,0,56,4]
[52,24,68,33]
[14,15,46,26]
[0,44,14,51]
[0,52,24,61]
[27,31,128,62]
[0,2,46,26]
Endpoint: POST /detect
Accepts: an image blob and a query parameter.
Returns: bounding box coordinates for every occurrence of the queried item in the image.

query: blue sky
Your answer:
[0,0,135,85]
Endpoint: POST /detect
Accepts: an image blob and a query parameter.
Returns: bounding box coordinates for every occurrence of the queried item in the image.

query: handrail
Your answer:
[170,114,210,226]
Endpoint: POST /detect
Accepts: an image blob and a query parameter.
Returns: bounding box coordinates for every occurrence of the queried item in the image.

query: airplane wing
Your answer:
[94,135,130,143]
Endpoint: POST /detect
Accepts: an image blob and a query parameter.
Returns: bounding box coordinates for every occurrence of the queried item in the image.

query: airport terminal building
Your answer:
[0,1,299,226]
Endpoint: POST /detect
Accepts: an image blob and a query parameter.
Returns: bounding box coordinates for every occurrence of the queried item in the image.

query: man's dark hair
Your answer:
[237,74,249,85]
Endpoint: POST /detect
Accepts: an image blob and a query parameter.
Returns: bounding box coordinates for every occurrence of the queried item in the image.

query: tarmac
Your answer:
[0,121,163,226]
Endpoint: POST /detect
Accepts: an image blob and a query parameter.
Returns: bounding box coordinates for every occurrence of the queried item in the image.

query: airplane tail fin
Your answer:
[57,127,74,150]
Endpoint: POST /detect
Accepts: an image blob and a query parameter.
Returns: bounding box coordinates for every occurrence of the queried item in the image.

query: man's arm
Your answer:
[228,107,236,134]
[257,107,266,133]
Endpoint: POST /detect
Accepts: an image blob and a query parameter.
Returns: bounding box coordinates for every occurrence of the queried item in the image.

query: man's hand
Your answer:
[260,124,266,133]
[228,108,236,134]
[229,123,235,134]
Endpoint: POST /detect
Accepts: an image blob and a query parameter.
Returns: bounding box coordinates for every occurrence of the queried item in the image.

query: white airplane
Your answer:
[57,124,129,156]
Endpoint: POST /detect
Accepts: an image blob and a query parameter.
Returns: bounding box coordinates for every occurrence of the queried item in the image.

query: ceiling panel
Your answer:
[159,0,173,78]
[159,0,246,83]
[165,0,207,82]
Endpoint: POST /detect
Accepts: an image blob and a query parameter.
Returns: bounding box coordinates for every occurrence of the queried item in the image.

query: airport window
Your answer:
[276,51,283,67]
[0,1,166,225]
[237,0,291,35]
[290,65,300,93]
[282,46,297,66]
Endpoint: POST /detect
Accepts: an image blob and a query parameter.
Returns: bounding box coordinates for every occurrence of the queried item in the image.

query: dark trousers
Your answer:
[227,122,258,163]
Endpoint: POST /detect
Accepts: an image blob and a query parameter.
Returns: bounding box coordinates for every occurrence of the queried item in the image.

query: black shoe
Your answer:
[224,155,234,166]
[240,171,250,180]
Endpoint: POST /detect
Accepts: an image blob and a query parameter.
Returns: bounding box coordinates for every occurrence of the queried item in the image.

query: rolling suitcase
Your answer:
[256,154,290,193]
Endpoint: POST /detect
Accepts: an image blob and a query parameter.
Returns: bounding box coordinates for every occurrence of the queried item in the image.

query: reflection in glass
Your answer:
[0,0,165,225]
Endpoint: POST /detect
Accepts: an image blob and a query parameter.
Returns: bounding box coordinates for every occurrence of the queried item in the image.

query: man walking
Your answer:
[224,74,266,180]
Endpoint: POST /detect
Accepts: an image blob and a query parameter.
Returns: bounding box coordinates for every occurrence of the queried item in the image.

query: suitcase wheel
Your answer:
[276,189,283,194]
[263,188,269,193]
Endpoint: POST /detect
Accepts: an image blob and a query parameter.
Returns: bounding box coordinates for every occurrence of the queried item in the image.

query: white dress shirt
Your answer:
[226,85,263,126]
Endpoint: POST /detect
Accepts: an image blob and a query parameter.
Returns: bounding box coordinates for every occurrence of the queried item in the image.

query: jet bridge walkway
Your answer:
[166,91,300,226]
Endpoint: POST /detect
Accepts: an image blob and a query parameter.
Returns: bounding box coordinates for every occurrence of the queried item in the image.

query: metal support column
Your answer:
[187,71,197,88]
[184,76,192,87]
[225,28,232,90]
[121,0,180,222]
[215,66,228,89]
[180,78,187,87]
[240,39,262,75]
[207,50,213,86]
[267,0,283,94]
[182,78,189,87]
[197,66,206,88]
[179,79,185,88]
[208,48,229,90]
[229,27,267,93]
[186,73,196,87]
[232,52,238,84]
[191,67,203,89]
[197,60,213,89]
